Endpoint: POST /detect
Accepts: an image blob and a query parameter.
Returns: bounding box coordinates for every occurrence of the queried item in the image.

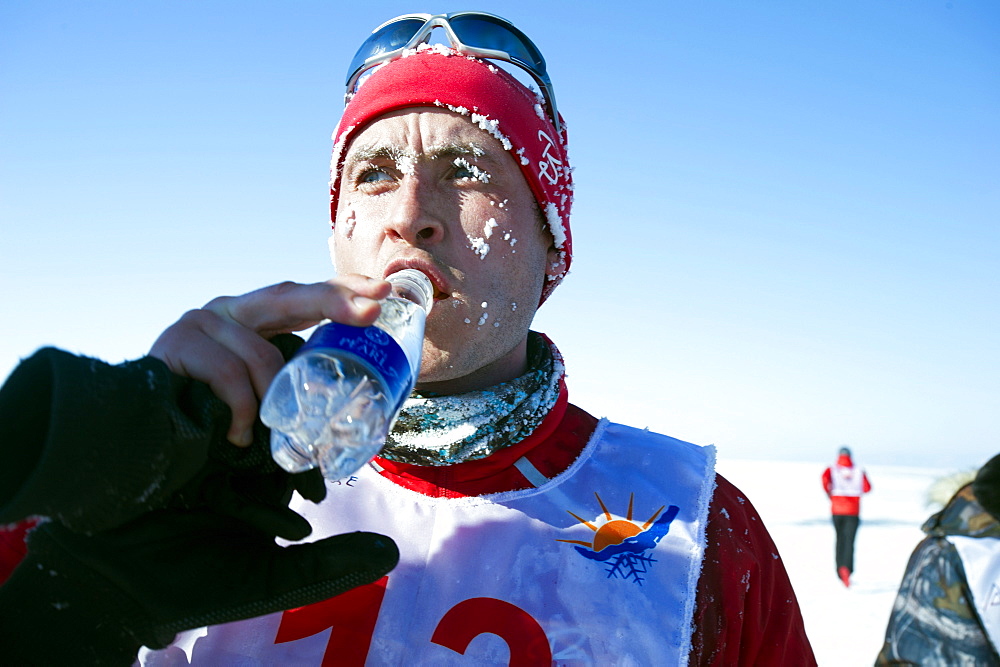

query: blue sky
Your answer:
[1,1,997,468]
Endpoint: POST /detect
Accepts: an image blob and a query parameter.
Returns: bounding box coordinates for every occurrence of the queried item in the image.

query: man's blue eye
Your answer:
[360,169,392,183]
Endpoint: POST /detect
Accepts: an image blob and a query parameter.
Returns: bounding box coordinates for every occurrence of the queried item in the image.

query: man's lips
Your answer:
[383,257,451,300]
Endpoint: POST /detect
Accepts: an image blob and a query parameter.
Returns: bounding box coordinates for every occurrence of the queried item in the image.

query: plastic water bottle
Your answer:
[261,269,433,480]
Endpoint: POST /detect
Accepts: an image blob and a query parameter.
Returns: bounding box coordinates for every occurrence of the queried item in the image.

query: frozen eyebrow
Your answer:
[347,144,419,175]
[347,145,415,164]
[426,142,488,161]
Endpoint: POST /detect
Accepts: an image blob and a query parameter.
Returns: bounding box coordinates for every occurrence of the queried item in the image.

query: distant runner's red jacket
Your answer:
[822,454,872,515]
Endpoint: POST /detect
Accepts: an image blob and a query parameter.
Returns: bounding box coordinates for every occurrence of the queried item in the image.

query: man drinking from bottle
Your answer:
[1,11,815,665]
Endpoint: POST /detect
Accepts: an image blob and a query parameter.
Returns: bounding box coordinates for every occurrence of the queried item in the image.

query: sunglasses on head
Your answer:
[345,12,561,133]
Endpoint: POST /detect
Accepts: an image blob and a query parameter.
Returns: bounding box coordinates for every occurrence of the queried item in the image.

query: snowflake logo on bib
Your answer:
[557,492,680,586]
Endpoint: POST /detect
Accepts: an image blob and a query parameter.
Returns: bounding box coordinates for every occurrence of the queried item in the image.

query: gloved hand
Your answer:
[0,339,399,664]
[2,513,397,664]
[0,335,311,533]
[0,348,227,532]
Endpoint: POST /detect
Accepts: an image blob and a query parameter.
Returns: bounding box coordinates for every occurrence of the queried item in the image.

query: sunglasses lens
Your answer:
[448,15,547,73]
[347,18,426,86]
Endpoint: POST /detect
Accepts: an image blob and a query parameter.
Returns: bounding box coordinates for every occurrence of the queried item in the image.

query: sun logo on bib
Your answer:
[557,492,680,585]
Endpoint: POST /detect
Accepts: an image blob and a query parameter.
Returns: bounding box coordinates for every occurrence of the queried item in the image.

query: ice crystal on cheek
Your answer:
[483,218,497,239]
[469,235,490,259]
[341,210,357,239]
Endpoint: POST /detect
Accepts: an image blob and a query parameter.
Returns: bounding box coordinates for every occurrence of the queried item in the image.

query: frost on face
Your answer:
[516,147,529,166]
[477,312,489,326]
[483,218,498,239]
[340,210,358,239]
[397,153,417,176]
[469,235,490,259]
[453,157,491,183]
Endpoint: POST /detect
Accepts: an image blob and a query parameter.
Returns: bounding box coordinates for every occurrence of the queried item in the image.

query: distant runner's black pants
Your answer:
[832,514,860,573]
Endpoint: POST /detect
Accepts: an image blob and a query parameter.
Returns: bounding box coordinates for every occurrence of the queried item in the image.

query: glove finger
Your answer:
[29,513,398,651]
[222,499,313,541]
[272,531,399,600]
[291,468,326,504]
[154,530,399,640]
[201,471,310,540]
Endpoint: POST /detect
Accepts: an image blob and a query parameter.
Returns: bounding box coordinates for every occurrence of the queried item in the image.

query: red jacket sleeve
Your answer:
[689,475,816,666]
[821,467,832,496]
[863,473,872,494]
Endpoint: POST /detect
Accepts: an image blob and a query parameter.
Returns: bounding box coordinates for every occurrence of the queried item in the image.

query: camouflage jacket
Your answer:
[876,483,1000,666]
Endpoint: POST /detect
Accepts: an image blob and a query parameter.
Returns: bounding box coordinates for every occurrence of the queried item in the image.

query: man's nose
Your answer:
[384,176,445,246]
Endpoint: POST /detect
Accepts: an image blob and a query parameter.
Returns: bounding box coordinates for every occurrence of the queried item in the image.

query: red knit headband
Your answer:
[329,46,573,303]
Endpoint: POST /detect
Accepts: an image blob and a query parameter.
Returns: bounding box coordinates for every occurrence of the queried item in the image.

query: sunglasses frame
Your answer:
[345,12,561,133]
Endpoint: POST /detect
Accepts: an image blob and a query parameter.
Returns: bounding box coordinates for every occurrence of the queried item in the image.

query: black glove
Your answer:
[2,516,397,665]
[0,334,311,532]
[0,338,399,663]
[0,418,399,664]
[0,348,217,531]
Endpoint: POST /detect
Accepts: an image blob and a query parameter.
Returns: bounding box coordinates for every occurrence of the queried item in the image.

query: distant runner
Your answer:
[823,446,872,587]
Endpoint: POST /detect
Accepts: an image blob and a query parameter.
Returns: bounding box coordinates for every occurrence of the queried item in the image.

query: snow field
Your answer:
[716,458,941,666]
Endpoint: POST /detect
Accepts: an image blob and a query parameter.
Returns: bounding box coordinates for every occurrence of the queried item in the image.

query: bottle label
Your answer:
[300,322,413,406]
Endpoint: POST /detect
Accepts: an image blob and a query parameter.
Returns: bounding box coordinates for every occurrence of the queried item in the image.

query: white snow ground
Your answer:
[716,458,944,666]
